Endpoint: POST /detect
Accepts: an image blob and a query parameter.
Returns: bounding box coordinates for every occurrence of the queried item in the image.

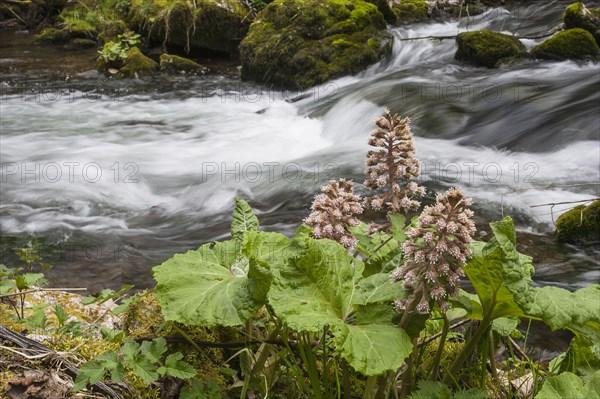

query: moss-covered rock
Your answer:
[555,200,600,244]
[366,0,396,22]
[118,46,158,78]
[392,0,429,24]
[59,0,127,42]
[239,0,391,89]
[564,2,600,45]
[455,30,527,68]
[159,53,209,74]
[63,19,98,39]
[531,28,600,61]
[127,0,250,55]
[67,38,98,49]
[34,28,71,44]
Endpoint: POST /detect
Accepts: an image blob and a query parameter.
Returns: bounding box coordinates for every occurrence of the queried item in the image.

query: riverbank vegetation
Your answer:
[2,0,599,86]
[1,109,598,398]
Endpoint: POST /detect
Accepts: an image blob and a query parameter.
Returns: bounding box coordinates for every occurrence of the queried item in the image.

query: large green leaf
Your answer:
[269,238,412,375]
[461,217,600,351]
[463,251,524,321]
[535,370,600,399]
[153,242,272,327]
[339,322,411,376]
[242,230,291,271]
[520,285,600,331]
[348,222,403,276]
[353,271,404,306]
[269,238,361,333]
[231,198,259,241]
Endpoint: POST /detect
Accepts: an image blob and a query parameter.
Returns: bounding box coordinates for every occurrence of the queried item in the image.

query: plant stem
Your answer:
[399,292,422,329]
[249,323,283,395]
[397,292,423,399]
[374,373,389,399]
[430,313,450,381]
[362,376,378,399]
[342,359,351,399]
[399,338,417,399]
[488,330,499,384]
[444,312,493,387]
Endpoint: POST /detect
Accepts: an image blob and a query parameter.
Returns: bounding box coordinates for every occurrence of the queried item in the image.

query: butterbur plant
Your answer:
[65,108,600,399]
[304,178,363,248]
[363,109,425,230]
[392,188,476,317]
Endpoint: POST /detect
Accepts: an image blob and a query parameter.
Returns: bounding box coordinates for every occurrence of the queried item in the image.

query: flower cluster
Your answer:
[392,188,476,313]
[363,109,425,217]
[304,178,363,248]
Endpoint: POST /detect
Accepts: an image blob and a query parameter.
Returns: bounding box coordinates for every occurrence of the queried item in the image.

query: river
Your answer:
[1,0,598,311]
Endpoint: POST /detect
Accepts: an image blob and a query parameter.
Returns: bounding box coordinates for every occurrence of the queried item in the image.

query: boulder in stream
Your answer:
[555,200,600,244]
[454,30,527,68]
[119,47,158,78]
[239,0,392,89]
[564,2,600,45]
[531,28,600,61]
[159,54,209,75]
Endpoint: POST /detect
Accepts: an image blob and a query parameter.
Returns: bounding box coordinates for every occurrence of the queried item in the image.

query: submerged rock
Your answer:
[34,28,71,44]
[119,47,158,78]
[563,2,600,45]
[239,0,391,89]
[159,54,209,75]
[67,38,98,49]
[531,28,600,61]
[555,200,600,244]
[455,30,527,68]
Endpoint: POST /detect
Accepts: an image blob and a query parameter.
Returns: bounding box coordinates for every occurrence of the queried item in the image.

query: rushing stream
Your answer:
[1,0,598,323]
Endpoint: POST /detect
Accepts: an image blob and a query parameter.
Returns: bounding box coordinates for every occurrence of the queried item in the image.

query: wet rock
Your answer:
[555,200,600,244]
[366,0,397,22]
[455,29,527,68]
[159,54,209,75]
[66,38,97,50]
[119,47,158,78]
[532,28,600,61]
[127,0,250,55]
[239,0,391,89]
[33,28,71,44]
[393,0,429,24]
[563,2,600,45]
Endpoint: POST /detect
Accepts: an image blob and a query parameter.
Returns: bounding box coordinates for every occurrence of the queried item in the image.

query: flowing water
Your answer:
[1,0,599,323]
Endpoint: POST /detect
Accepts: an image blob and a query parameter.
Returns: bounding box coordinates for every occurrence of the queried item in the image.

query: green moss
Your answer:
[34,27,71,44]
[98,19,127,42]
[63,18,97,38]
[240,0,390,89]
[125,46,157,72]
[127,0,249,54]
[68,38,98,49]
[392,0,428,24]
[159,53,208,74]
[455,30,527,68]
[365,0,396,22]
[118,46,158,78]
[123,293,227,389]
[532,28,599,61]
[564,2,600,45]
[556,200,600,244]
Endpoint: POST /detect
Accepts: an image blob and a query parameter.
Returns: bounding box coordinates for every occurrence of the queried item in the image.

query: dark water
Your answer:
[1,1,598,348]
